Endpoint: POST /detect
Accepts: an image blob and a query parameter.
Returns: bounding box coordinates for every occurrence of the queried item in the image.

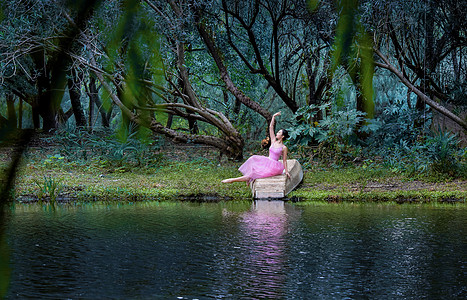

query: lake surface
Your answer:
[3,201,467,299]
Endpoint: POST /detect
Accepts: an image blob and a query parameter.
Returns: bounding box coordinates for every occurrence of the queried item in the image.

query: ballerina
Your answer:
[222,111,290,183]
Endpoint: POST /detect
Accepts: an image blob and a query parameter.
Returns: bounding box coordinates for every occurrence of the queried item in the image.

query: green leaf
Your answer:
[330,0,374,120]
[308,0,320,12]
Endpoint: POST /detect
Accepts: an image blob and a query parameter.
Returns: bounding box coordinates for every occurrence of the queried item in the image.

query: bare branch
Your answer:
[374,48,467,131]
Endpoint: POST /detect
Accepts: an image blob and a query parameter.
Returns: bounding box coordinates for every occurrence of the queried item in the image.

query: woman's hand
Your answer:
[270,111,281,142]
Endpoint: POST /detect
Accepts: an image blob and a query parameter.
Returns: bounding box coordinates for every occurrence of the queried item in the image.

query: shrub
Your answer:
[52,126,164,169]
[287,103,370,164]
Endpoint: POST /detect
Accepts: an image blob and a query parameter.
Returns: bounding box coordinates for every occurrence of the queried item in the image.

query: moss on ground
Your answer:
[13,159,252,202]
[289,189,466,204]
[1,146,466,204]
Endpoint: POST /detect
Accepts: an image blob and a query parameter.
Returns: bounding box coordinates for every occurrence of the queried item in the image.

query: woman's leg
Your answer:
[221,175,250,183]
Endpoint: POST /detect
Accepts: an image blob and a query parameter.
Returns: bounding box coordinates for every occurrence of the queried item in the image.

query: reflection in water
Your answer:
[4,202,467,299]
[237,200,290,298]
[287,205,467,299]
[213,200,299,299]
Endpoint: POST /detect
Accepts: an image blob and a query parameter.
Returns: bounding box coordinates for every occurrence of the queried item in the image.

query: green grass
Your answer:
[13,156,252,202]
[303,165,398,185]
[2,147,466,203]
[293,164,466,203]
[290,189,466,204]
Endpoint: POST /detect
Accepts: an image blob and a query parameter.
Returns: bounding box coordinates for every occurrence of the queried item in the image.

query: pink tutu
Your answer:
[238,146,284,180]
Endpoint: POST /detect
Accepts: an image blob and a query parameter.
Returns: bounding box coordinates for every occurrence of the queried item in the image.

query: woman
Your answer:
[222,112,290,183]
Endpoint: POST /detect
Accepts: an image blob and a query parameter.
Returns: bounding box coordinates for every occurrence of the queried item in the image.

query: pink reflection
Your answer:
[238,200,289,297]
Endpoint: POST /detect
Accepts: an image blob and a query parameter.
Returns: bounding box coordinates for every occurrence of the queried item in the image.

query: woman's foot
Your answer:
[222,176,250,183]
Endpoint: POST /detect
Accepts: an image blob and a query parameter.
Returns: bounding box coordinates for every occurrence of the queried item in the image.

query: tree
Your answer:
[369,0,467,130]
[0,0,102,130]
[73,0,246,159]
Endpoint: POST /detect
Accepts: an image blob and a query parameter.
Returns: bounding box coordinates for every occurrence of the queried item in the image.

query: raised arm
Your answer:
[269,111,281,142]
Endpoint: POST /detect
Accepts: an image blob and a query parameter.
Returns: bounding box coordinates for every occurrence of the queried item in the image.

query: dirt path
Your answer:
[306,180,467,193]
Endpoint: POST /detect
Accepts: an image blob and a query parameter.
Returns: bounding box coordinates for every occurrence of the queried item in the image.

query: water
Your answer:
[3,201,467,299]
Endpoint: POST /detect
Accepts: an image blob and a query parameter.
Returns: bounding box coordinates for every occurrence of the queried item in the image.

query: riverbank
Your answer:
[2,142,463,204]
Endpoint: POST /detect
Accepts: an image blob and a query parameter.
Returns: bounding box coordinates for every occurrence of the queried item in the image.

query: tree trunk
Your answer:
[166,114,173,129]
[37,93,58,131]
[68,72,87,127]
[32,106,40,129]
[196,21,272,122]
[188,118,199,134]
[88,85,94,129]
[374,48,467,131]
[34,0,100,131]
[176,70,199,134]
[91,54,245,160]
[452,49,460,82]
[150,120,244,160]
[18,98,23,129]
[6,94,16,129]
[31,49,60,131]
[87,76,110,128]
[416,5,435,112]
[220,0,299,113]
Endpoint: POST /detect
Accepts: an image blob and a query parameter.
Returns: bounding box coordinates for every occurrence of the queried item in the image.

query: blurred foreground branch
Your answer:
[0,129,33,297]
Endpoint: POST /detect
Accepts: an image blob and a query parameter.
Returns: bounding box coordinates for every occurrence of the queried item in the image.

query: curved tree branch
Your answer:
[196,20,273,121]
[374,48,467,131]
[220,0,298,112]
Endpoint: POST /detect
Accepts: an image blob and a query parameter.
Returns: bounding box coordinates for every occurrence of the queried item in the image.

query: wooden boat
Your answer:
[250,159,303,199]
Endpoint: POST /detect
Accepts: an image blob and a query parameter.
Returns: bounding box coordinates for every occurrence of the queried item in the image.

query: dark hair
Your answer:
[281,129,289,140]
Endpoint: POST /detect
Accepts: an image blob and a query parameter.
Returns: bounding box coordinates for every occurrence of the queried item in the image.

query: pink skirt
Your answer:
[238,155,284,180]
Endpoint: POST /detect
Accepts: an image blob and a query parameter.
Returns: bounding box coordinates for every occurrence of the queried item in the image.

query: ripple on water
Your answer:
[4,201,467,299]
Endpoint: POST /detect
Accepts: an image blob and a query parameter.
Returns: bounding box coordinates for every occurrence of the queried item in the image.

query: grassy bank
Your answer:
[289,166,466,203]
[13,157,251,202]
[0,132,464,204]
[4,146,465,204]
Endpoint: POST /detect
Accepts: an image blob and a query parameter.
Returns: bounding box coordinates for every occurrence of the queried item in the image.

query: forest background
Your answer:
[0,0,466,205]
[1,0,466,297]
